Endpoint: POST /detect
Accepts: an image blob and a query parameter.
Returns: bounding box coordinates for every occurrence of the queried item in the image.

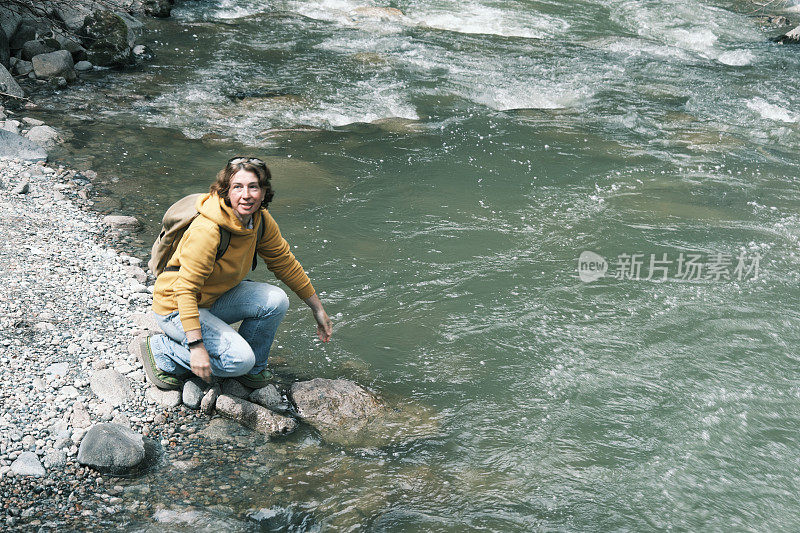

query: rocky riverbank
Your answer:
[0,149,433,529]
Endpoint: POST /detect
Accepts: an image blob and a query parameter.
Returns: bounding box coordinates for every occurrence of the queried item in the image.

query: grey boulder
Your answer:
[145,386,181,408]
[182,379,204,410]
[0,130,47,162]
[90,369,133,407]
[215,394,297,437]
[25,125,62,150]
[291,378,382,433]
[80,10,142,67]
[221,378,250,398]
[10,451,45,477]
[103,215,141,231]
[77,423,146,474]
[22,39,58,62]
[32,50,76,82]
[0,63,24,99]
[248,384,283,409]
[200,384,221,415]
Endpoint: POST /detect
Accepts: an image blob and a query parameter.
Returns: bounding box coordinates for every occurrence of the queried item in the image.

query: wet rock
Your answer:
[32,50,76,82]
[200,384,221,415]
[8,19,37,50]
[10,451,45,477]
[142,0,174,18]
[248,384,282,409]
[75,60,92,72]
[132,44,155,62]
[90,368,133,407]
[103,215,142,231]
[773,24,800,44]
[12,180,29,194]
[0,63,24,99]
[77,423,146,475]
[12,59,32,76]
[0,8,22,44]
[145,386,181,408]
[54,34,88,62]
[291,378,382,433]
[182,379,204,409]
[215,394,297,437]
[221,378,250,398]
[350,6,404,21]
[80,10,140,67]
[22,39,58,61]
[0,27,8,69]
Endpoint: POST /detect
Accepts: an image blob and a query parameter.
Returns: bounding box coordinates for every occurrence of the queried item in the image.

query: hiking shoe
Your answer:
[235,369,273,389]
[137,335,183,391]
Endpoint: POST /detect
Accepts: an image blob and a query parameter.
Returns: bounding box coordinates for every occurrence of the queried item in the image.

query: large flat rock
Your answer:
[290,378,382,433]
[0,129,45,163]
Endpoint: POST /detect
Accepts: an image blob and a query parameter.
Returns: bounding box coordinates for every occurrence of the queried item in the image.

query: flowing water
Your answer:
[25,0,800,530]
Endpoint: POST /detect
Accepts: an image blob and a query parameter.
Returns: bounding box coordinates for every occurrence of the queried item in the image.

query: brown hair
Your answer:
[210,157,274,209]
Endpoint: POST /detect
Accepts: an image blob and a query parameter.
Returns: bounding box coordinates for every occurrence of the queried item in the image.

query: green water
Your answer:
[28,0,800,529]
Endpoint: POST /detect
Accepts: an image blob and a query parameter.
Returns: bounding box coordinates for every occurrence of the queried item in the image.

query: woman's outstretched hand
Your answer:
[304,292,332,342]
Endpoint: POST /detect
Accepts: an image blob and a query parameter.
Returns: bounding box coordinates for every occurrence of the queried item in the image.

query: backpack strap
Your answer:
[216,227,231,261]
[251,211,264,271]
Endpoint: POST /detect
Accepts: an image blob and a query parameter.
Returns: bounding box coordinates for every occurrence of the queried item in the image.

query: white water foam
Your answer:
[405,1,570,39]
[747,98,799,123]
[717,50,754,66]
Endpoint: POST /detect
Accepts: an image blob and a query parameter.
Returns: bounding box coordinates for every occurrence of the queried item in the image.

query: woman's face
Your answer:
[228,169,263,221]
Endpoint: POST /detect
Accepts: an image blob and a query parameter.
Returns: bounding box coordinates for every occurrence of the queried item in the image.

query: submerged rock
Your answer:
[77,423,147,475]
[291,378,382,433]
[215,394,297,437]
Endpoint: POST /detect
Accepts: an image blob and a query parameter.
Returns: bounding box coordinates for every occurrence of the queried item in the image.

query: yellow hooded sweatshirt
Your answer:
[152,193,315,332]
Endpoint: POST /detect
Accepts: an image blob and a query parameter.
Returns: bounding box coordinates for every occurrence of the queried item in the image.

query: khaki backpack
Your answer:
[148,193,263,277]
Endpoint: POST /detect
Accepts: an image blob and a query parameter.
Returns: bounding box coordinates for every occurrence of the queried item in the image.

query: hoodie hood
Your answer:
[196,192,259,235]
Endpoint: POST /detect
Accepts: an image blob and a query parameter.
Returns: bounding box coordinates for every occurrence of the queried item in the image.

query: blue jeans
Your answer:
[150,280,289,377]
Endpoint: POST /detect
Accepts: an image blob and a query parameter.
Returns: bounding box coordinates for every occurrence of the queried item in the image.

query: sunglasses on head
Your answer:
[228,157,265,166]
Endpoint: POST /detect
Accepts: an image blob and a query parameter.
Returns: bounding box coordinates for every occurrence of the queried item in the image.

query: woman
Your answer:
[139,156,332,390]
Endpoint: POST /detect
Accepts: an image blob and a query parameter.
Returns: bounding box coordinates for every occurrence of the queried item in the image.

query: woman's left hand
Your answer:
[314,308,332,342]
[304,292,332,342]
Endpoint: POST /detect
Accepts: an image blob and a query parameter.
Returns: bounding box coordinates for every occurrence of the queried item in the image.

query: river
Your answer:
[25,0,800,530]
